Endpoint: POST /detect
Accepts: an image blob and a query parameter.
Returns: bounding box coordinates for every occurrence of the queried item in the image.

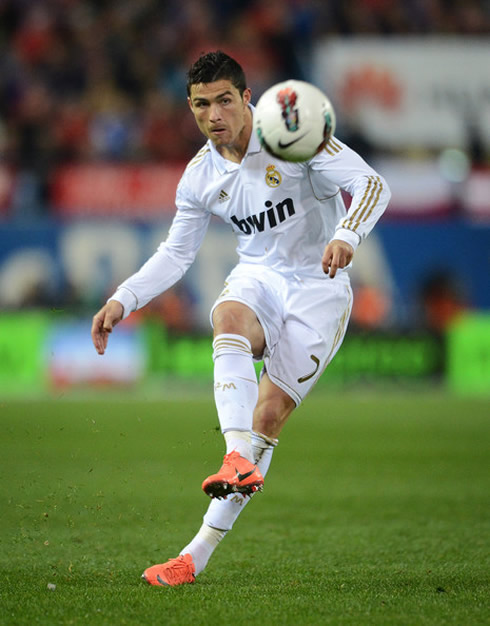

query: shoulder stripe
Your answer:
[187,146,211,170]
[324,137,343,156]
[341,175,383,233]
[191,145,208,161]
[329,137,343,152]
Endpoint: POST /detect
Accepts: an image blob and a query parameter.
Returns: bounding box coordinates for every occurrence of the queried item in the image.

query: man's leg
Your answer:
[202,302,267,498]
[180,429,278,575]
[142,375,295,586]
[183,376,295,573]
[252,372,297,439]
[142,431,277,586]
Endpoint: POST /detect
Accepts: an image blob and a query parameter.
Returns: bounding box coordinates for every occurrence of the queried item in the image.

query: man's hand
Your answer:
[322,239,354,278]
[91,300,124,355]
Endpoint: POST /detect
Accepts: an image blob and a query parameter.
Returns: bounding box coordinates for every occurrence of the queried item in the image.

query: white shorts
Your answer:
[210,263,353,406]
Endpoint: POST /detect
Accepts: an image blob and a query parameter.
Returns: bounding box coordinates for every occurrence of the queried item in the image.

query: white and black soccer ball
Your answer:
[254,79,336,163]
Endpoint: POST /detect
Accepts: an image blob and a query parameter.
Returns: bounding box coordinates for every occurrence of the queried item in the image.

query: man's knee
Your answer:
[213,302,254,332]
[213,302,265,357]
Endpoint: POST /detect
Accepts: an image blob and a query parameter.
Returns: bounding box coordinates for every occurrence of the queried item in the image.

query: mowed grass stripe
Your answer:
[0,391,488,625]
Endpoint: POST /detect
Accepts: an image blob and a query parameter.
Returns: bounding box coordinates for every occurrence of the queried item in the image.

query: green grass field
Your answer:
[0,390,488,625]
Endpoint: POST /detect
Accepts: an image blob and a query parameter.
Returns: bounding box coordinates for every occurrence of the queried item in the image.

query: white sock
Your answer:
[224,429,252,461]
[213,334,258,460]
[179,524,226,576]
[184,432,278,576]
[249,430,278,477]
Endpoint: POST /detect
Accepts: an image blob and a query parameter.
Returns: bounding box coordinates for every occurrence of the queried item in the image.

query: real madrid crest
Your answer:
[265,164,282,188]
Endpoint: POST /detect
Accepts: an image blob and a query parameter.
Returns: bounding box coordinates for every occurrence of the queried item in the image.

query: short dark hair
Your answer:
[186,51,247,97]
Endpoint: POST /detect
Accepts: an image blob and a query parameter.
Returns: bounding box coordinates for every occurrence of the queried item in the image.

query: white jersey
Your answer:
[111,122,391,318]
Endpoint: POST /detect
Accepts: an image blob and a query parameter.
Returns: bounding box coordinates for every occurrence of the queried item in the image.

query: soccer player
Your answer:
[91,51,391,587]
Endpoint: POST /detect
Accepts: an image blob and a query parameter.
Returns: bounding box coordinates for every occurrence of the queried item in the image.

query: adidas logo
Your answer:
[218,189,230,203]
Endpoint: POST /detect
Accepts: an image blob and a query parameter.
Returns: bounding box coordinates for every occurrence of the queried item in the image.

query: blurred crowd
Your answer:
[1,0,487,329]
[0,0,489,181]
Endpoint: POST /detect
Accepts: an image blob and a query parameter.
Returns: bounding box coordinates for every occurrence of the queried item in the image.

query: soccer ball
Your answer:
[254,80,336,163]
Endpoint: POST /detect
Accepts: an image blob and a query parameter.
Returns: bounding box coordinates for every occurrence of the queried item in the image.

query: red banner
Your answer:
[51,163,186,217]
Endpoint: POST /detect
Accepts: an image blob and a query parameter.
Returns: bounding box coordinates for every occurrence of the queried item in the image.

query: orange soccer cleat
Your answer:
[142,554,196,587]
[202,450,264,499]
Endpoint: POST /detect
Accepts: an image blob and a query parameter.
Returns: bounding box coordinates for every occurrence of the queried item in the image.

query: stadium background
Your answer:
[0,0,489,396]
[1,4,489,624]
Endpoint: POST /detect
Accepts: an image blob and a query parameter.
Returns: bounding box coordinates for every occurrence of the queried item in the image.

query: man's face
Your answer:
[188,80,252,150]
